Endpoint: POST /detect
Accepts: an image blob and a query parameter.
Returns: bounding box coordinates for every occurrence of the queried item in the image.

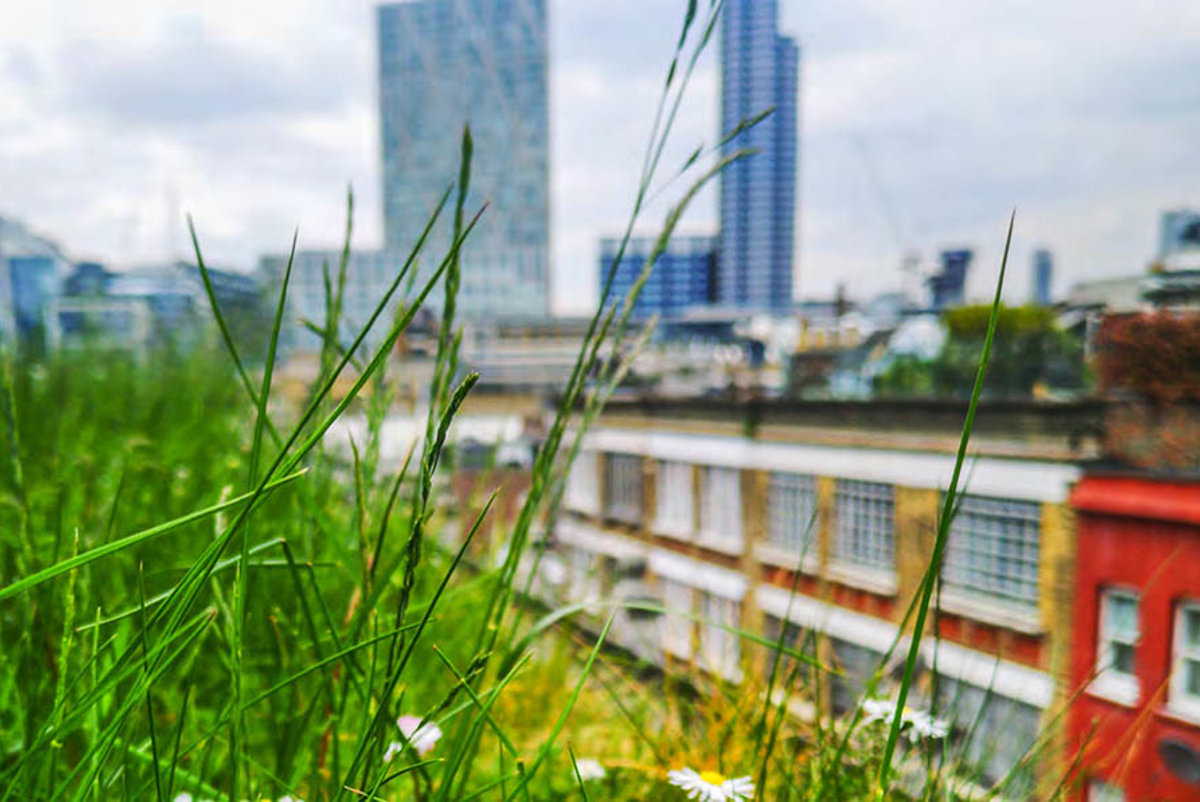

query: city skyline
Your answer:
[2,1,1199,314]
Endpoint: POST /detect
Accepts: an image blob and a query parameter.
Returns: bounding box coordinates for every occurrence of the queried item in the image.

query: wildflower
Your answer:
[667,767,754,801]
[383,715,443,762]
[573,757,607,781]
[859,697,949,742]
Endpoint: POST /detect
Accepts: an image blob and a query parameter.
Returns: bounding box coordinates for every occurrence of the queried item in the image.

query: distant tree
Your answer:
[874,304,1086,399]
[1095,312,1200,404]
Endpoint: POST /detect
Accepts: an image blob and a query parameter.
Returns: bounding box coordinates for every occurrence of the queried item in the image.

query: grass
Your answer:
[0,2,1079,799]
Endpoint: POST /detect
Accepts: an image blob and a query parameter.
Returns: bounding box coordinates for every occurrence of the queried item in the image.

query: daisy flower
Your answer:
[667,767,754,801]
[859,697,949,742]
[573,757,607,782]
[383,715,443,762]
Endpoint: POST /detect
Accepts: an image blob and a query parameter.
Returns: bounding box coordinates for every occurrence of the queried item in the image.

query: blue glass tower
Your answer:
[718,0,798,313]
[599,236,716,322]
[377,0,549,320]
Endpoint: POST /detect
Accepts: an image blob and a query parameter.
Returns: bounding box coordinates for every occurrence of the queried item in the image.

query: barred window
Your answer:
[699,591,741,680]
[767,472,818,556]
[655,460,694,536]
[564,449,598,513]
[700,467,743,548]
[833,480,894,572]
[943,495,1041,610]
[660,578,694,659]
[604,453,643,524]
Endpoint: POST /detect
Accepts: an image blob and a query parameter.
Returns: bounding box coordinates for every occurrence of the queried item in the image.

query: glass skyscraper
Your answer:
[718,0,798,313]
[377,0,549,320]
[599,235,717,322]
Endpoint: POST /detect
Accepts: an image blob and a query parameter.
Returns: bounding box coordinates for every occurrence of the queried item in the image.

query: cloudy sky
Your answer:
[2,1,1199,314]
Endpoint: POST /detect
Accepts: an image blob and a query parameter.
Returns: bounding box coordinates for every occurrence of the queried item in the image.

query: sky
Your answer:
[2,1,1199,315]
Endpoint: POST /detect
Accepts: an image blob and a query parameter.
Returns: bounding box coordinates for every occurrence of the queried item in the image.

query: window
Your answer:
[1170,602,1200,718]
[604,453,643,524]
[829,637,885,716]
[767,472,818,556]
[833,480,894,573]
[654,460,694,537]
[564,449,598,514]
[936,676,1040,793]
[943,495,1041,612]
[699,467,742,550]
[659,578,694,659]
[1094,589,1139,704]
[1088,780,1125,802]
[565,546,601,603]
[699,591,741,680]
[763,614,811,682]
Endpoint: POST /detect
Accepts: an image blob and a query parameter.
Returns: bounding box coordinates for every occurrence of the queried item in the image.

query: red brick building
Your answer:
[1069,473,1200,800]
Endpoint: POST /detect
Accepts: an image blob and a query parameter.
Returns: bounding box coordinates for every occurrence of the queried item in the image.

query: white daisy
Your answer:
[667,767,754,801]
[859,697,949,742]
[906,709,950,742]
[383,715,443,762]
[573,757,607,781]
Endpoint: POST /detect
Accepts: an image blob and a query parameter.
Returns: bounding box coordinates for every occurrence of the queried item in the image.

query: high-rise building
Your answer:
[927,249,972,311]
[377,0,549,320]
[1158,209,1200,260]
[1032,248,1054,306]
[599,235,717,322]
[718,0,799,313]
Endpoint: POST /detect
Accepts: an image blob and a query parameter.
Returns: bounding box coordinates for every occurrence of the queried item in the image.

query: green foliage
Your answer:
[875,304,1086,399]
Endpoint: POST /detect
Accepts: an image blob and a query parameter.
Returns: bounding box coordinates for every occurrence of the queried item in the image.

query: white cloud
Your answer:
[0,0,1197,314]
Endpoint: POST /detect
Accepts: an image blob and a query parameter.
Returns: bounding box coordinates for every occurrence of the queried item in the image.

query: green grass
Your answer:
[0,2,1076,799]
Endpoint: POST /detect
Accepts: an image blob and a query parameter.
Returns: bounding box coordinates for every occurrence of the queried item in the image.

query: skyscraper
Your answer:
[1032,248,1054,306]
[377,0,549,320]
[599,235,716,322]
[718,0,798,313]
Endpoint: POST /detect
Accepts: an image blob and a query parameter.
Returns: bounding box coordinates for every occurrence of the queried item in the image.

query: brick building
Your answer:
[1069,473,1200,800]
[542,397,1105,793]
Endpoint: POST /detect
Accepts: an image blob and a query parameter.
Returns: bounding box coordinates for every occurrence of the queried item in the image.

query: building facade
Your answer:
[598,235,716,322]
[1068,473,1200,800]
[377,0,549,320]
[718,0,798,313]
[542,397,1104,794]
[259,249,415,356]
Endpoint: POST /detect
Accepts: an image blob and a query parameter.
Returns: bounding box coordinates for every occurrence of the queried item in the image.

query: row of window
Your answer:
[553,537,1038,794]
[566,452,1044,613]
[1096,589,1200,717]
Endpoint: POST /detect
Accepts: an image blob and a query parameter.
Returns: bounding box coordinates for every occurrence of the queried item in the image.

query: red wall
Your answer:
[1069,475,1200,800]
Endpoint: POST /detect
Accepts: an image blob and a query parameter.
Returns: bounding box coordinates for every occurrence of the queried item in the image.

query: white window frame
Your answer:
[654,460,694,539]
[942,494,1042,613]
[1087,779,1125,802]
[604,453,643,525]
[762,472,818,565]
[564,449,599,515]
[698,466,743,554]
[659,577,694,659]
[1091,588,1140,706]
[830,479,895,590]
[699,590,742,681]
[1169,600,1200,721]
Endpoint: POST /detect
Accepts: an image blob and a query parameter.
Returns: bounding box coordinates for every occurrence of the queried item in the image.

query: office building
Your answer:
[718,0,799,312]
[377,0,549,320]
[598,235,716,322]
[1158,209,1200,260]
[1033,248,1054,306]
[928,249,972,311]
